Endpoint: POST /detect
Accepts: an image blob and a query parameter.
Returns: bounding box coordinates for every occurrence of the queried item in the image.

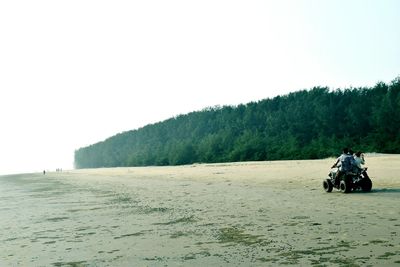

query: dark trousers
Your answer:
[335,170,343,185]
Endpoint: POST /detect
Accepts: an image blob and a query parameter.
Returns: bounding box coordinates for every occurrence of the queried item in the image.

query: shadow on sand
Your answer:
[347,187,400,195]
[370,188,400,194]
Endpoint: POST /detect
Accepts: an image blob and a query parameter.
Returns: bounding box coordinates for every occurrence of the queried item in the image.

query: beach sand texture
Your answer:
[1,155,399,266]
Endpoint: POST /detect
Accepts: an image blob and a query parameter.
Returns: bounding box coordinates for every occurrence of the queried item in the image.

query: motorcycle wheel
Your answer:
[361,178,372,192]
[340,180,351,193]
[323,179,333,192]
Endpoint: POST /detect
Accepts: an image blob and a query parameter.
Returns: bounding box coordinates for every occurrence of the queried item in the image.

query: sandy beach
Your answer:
[1,154,399,266]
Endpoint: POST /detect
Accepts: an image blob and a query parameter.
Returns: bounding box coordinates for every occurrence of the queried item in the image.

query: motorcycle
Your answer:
[323,167,372,193]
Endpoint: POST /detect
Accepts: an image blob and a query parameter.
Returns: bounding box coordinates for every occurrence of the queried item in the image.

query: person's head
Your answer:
[355,151,362,157]
[343,147,349,154]
[349,149,354,155]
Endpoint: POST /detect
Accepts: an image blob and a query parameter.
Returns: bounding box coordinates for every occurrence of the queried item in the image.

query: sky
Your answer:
[1,0,399,174]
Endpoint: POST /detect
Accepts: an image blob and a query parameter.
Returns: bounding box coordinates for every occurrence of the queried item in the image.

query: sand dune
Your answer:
[1,155,399,266]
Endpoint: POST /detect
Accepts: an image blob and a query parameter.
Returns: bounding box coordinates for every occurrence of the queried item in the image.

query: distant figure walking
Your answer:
[43,170,46,175]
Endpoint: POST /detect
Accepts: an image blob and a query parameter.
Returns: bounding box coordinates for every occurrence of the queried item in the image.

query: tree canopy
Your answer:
[75,78,400,169]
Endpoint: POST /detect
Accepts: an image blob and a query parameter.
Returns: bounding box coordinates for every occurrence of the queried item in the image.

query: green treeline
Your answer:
[74,78,400,169]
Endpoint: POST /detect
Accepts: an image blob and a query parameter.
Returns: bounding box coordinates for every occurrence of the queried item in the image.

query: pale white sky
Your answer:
[1,0,399,174]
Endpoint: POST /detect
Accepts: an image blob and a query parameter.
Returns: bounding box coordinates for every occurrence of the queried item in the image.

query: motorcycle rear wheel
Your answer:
[340,180,351,193]
[361,178,372,192]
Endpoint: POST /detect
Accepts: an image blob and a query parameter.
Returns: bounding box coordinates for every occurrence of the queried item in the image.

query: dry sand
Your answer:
[1,154,399,266]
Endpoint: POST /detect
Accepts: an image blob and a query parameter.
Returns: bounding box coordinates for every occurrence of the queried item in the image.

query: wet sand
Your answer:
[1,155,399,266]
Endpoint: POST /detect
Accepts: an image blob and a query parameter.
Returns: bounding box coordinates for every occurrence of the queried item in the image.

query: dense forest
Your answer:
[75,78,400,168]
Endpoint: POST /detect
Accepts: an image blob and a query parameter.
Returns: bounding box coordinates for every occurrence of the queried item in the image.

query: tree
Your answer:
[74,78,400,168]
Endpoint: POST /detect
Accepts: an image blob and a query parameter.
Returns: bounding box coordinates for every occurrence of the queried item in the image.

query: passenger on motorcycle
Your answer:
[354,151,365,169]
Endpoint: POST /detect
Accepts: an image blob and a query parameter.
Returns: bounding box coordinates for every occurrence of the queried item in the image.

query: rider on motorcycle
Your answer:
[331,148,355,185]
